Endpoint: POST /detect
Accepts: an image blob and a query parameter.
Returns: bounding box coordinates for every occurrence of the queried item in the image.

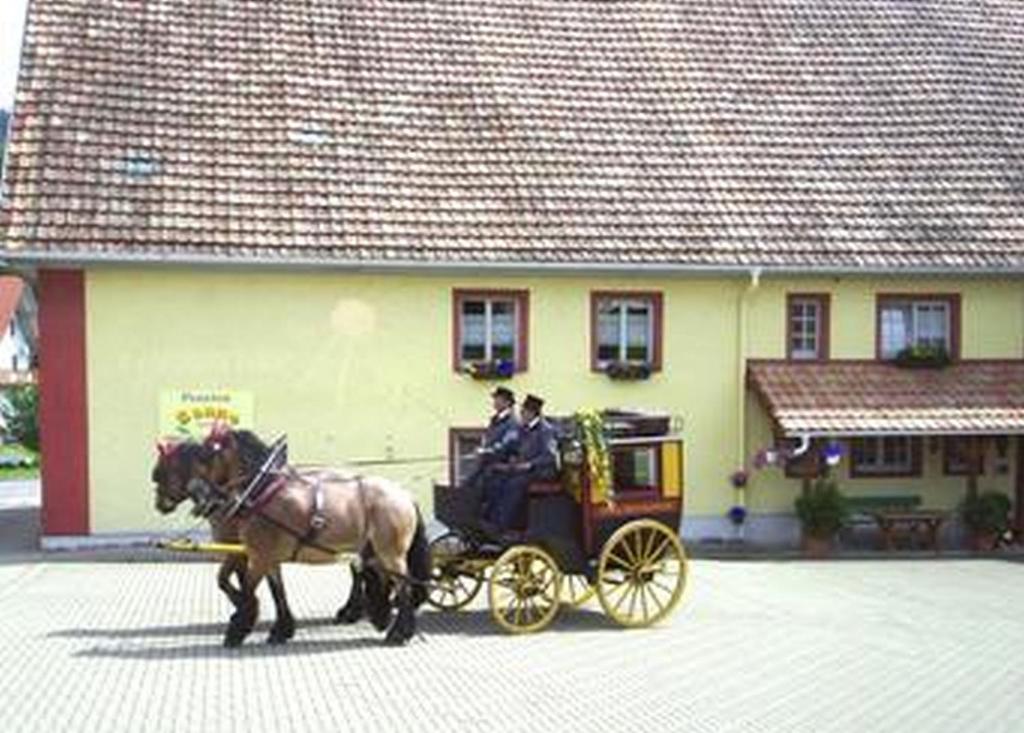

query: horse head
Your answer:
[151,439,205,514]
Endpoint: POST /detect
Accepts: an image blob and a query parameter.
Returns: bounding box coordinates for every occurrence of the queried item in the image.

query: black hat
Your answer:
[522,394,544,412]
[491,386,515,403]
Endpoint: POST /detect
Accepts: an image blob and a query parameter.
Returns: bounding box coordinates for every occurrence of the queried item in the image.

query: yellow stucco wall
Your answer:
[84,269,1022,533]
[742,276,1022,513]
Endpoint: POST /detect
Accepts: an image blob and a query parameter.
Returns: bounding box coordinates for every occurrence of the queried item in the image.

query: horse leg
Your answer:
[375,551,414,645]
[266,565,296,645]
[216,556,245,609]
[363,563,394,633]
[334,561,365,625]
[385,580,416,646]
[224,557,266,648]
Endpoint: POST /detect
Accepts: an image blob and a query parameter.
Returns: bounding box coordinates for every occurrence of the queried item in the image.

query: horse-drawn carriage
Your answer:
[429,409,689,633]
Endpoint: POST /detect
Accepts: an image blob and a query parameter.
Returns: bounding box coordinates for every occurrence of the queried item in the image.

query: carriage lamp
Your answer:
[823,441,843,467]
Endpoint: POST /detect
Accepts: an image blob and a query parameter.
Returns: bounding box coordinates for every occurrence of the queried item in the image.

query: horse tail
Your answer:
[407,507,431,609]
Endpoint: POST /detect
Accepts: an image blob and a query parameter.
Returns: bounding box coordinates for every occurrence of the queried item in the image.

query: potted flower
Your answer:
[893,344,951,369]
[960,491,1011,551]
[794,477,849,558]
[727,505,747,526]
[604,361,652,381]
[463,358,515,380]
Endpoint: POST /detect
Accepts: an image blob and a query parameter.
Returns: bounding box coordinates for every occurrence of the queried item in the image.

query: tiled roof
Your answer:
[748,360,1024,436]
[3,0,1024,270]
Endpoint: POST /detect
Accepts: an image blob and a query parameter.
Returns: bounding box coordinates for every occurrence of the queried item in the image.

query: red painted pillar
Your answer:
[38,269,89,535]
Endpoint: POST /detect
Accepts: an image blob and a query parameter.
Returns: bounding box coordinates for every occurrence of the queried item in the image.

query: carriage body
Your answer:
[430,410,689,632]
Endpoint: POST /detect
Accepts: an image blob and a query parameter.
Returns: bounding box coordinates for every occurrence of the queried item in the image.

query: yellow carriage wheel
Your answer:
[488,545,562,634]
[596,519,688,628]
[426,532,484,611]
[560,574,596,608]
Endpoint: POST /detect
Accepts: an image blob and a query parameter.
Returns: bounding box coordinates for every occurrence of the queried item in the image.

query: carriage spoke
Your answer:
[606,549,634,570]
[647,535,671,564]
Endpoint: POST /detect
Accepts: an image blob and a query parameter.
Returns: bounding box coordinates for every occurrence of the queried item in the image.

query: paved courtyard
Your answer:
[0,555,1022,733]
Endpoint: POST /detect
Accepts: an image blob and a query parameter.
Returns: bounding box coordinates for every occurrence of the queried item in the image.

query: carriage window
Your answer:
[611,445,659,494]
[850,437,921,477]
[591,292,663,370]
[787,294,829,360]
[449,428,485,487]
[878,296,957,359]
[454,290,529,372]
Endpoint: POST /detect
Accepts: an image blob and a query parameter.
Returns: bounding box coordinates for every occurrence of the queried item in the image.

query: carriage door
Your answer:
[1016,437,1024,530]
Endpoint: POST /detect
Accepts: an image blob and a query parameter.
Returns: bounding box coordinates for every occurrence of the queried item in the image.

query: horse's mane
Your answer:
[230,429,275,478]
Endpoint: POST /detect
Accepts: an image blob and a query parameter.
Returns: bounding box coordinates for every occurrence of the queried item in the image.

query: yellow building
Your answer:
[2,1,1022,547]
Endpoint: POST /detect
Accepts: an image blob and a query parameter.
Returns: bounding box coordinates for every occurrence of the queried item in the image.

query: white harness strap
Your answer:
[310,477,327,531]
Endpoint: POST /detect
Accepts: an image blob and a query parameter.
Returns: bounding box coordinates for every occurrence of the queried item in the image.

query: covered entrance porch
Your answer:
[747,360,1024,551]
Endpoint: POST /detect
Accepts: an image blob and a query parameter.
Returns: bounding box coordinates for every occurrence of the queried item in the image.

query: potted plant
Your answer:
[604,361,652,381]
[463,358,515,380]
[893,344,951,369]
[960,491,1011,551]
[794,477,849,558]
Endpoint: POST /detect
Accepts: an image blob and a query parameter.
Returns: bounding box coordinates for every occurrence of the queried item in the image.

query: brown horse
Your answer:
[155,442,253,612]
[151,429,430,646]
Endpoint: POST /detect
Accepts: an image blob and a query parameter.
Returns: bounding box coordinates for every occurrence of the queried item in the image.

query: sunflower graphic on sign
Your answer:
[159,390,254,440]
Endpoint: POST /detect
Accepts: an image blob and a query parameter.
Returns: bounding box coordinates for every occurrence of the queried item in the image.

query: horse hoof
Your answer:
[223,632,245,648]
[384,629,409,646]
[334,604,363,625]
[369,608,393,632]
[267,623,295,645]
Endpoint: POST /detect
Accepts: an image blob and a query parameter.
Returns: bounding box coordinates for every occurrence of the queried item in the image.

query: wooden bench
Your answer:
[528,480,563,497]
[846,495,922,525]
[872,509,950,552]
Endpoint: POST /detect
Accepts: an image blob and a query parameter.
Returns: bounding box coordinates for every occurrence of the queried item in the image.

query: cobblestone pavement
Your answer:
[1,558,1022,733]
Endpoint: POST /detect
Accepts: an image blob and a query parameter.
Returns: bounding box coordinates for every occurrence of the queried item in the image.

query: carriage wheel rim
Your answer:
[488,545,562,634]
[426,532,484,611]
[597,519,688,628]
[560,574,596,608]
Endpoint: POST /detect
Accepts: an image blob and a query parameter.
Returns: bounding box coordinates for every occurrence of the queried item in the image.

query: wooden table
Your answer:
[872,510,951,552]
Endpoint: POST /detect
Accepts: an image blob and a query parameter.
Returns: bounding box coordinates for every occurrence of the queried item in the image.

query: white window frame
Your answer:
[852,436,915,476]
[880,300,952,359]
[459,297,519,365]
[789,298,822,360]
[595,297,655,366]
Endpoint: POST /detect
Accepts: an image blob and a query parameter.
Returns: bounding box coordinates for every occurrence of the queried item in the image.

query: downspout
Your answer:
[735,268,762,537]
[737,267,762,467]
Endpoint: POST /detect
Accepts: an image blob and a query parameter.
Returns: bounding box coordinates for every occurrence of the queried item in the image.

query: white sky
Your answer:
[1,0,28,110]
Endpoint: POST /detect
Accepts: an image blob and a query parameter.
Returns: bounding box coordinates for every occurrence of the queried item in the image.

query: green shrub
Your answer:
[795,477,849,539]
[961,491,1011,535]
[1,385,39,453]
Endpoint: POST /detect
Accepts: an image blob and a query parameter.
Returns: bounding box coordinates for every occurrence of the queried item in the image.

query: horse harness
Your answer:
[187,437,348,559]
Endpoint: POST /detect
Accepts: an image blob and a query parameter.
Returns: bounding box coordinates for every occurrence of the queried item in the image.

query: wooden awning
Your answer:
[747,360,1024,437]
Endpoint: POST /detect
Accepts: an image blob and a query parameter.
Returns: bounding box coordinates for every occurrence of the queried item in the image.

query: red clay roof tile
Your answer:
[2,0,1024,269]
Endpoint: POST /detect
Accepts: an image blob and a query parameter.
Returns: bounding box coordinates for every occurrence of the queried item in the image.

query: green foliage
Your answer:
[575,409,612,503]
[960,491,1011,535]
[1,385,40,453]
[893,344,951,368]
[795,477,849,539]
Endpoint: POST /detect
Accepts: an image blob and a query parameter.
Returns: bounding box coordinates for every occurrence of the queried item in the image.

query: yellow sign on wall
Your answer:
[159,389,254,440]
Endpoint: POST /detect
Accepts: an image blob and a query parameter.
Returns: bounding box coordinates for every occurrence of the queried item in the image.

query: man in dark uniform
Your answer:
[463,387,520,521]
[486,393,559,532]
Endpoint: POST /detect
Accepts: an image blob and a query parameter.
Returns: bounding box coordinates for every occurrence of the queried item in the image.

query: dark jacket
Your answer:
[516,417,559,478]
[482,410,520,461]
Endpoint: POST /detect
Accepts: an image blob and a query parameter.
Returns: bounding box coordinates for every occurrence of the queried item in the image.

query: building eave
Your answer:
[2,249,1023,278]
